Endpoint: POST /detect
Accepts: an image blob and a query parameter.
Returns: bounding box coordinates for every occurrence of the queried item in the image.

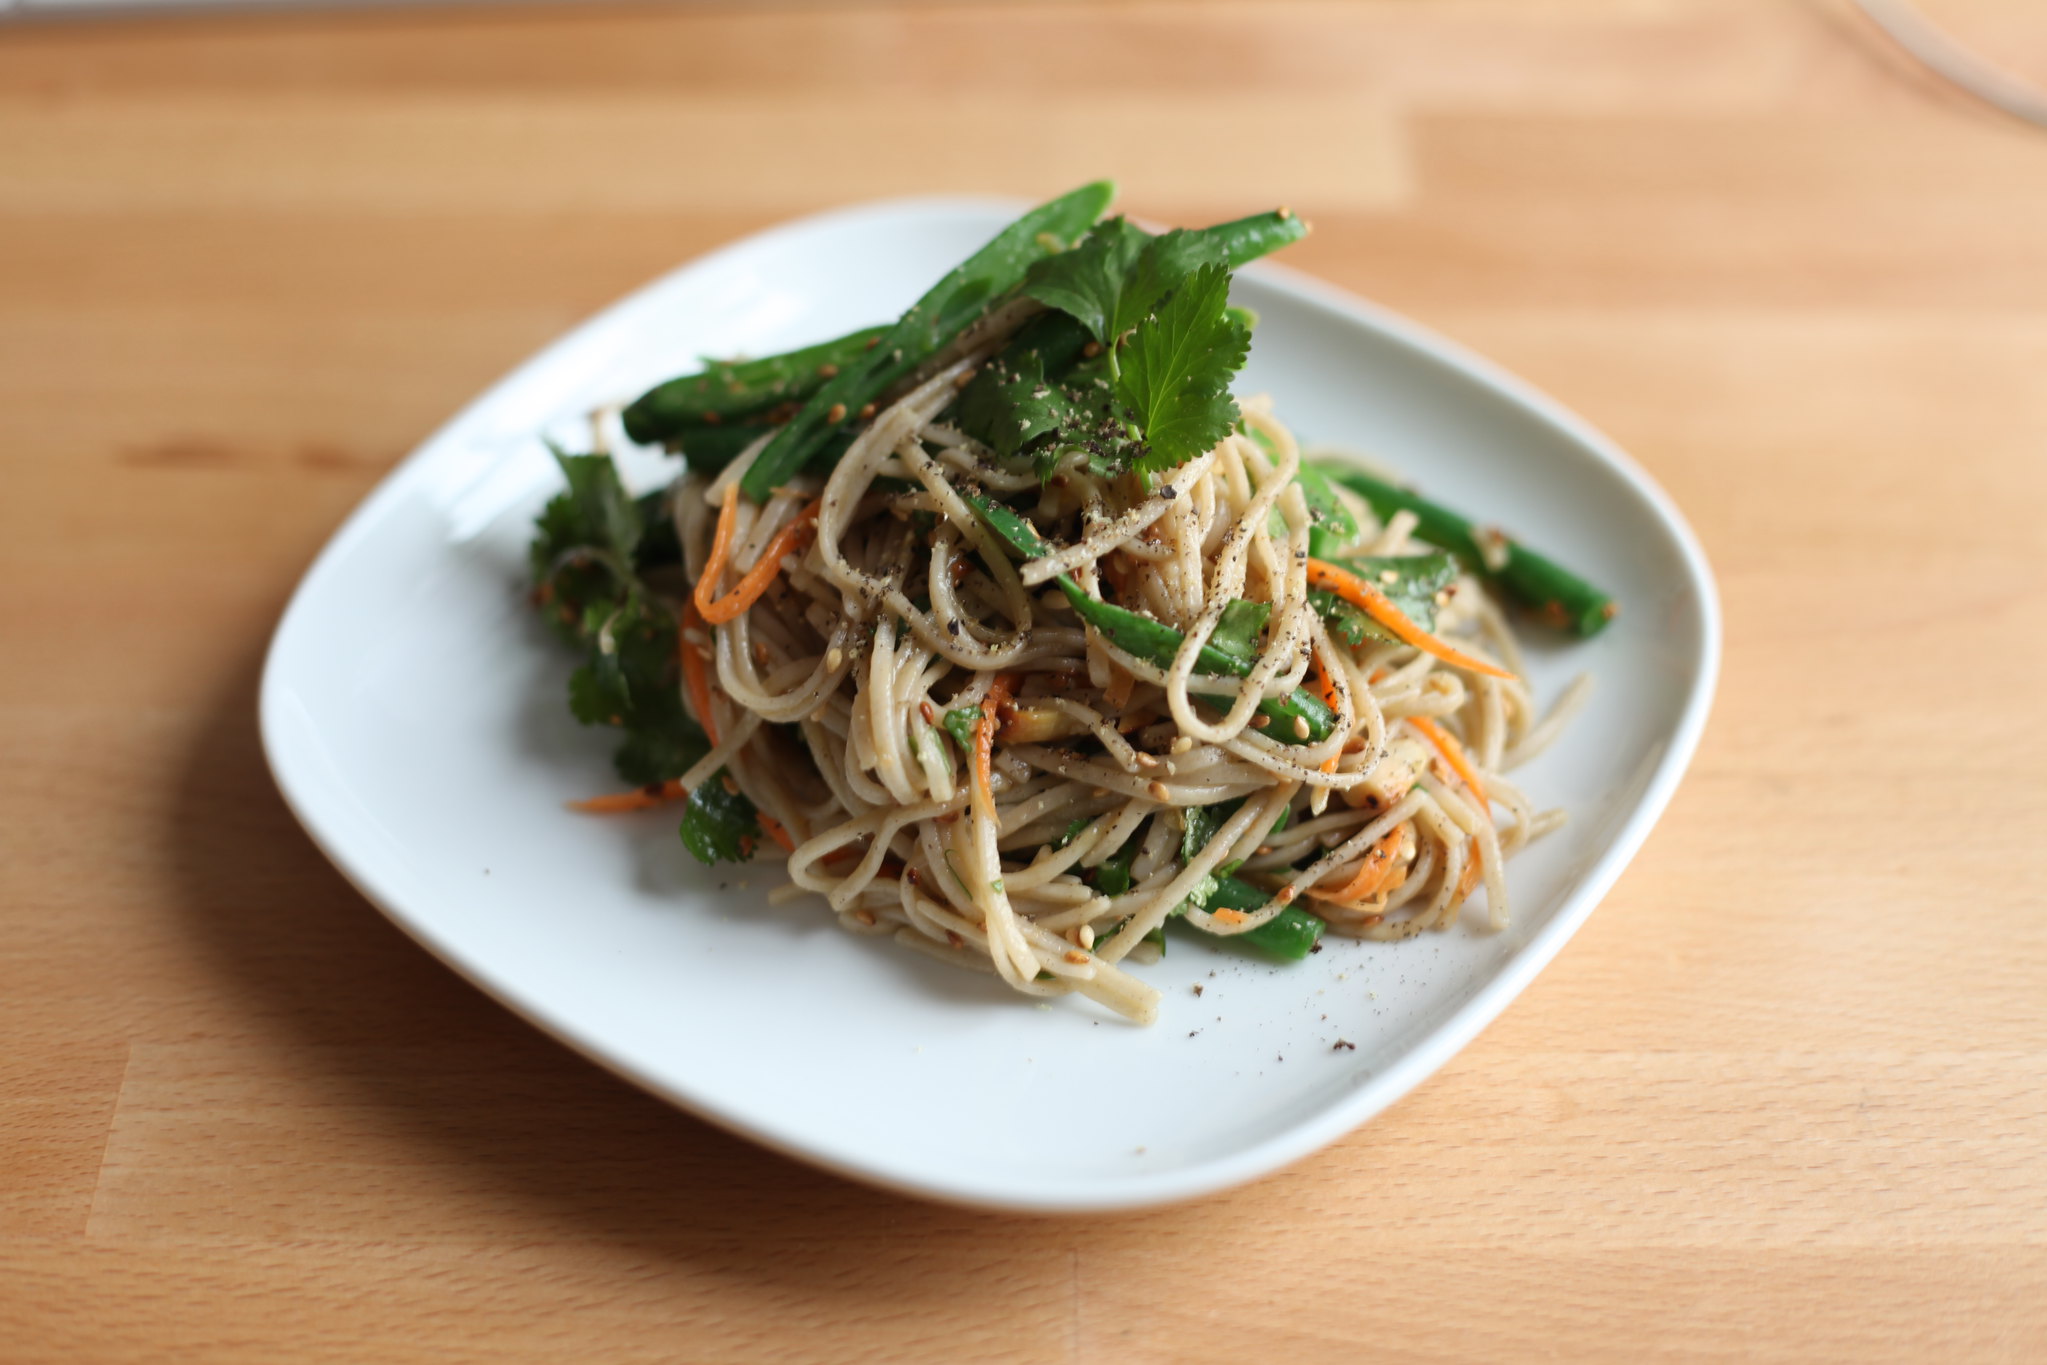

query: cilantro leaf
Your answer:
[679,773,761,865]
[949,349,1082,459]
[550,448,642,562]
[1019,216,1149,346]
[1116,262,1249,476]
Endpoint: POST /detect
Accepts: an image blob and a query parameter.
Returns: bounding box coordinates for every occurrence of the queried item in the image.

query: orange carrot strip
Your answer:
[756,812,797,852]
[1304,558,1515,680]
[568,780,688,815]
[1409,715,1490,813]
[1317,826,1410,903]
[1410,714,1490,905]
[694,496,822,625]
[974,673,1019,810]
[1313,648,1343,775]
[680,599,720,746]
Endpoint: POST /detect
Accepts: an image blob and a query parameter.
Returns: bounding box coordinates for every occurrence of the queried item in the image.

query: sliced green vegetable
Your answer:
[1311,463,1617,637]
[1206,599,1270,667]
[1091,834,1139,896]
[1177,874,1324,960]
[740,181,1115,502]
[940,706,981,751]
[1308,551,1459,648]
[1055,581,1335,744]
[678,771,761,865]
[621,324,891,444]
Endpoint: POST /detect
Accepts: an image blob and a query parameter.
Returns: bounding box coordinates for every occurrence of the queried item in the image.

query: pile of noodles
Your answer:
[654,335,1585,1026]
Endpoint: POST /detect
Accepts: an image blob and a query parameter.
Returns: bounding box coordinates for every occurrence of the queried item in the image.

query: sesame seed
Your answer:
[1082,341,1103,359]
[953,369,978,390]
[1171,736,1194,755]
[1146,780,1171,802]
[857,402,876,421]
[1064,949,1089,965]
[1076,924,1095,949]
[825,646,845,670]
[854,909,876,926]
[825,403,847,424]
[817,363,839,379]
[1277,205,1293,220]
[1252,714,1271,730]
[1292,715,1312,739]
[1134,753,1160,770]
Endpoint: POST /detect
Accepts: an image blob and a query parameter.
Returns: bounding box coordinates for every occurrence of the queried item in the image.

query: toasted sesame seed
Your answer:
[953,369,978,390]
[817,363,839,379]
[1064,949,1089,965]
[1146,780,1171,802]
[1292,715,1312,739]
[1076,924,1095,949]
[854,909,876,926]
[857,402,876,420]
[1170,735,1194,755]
[1090,787,1109,799]
[1134,753,1160,770]
[1277,205,1293,220]
[1082,341,1103,359]
[1251,714,1271,730]
[825,403,847,424]
[825,646,845,670]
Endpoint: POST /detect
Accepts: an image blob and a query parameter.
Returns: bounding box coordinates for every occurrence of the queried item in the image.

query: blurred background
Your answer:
[5,3,2044,1361]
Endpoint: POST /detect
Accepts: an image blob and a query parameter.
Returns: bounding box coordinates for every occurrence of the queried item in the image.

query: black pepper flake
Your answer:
[1310,942,1324,954]
[1333,1040,1356,1051]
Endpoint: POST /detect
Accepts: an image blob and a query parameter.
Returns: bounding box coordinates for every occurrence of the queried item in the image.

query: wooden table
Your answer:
[4,1,2043,1359]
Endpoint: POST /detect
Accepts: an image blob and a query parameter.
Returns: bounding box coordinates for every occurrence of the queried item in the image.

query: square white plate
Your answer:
[261,196,1718,1212]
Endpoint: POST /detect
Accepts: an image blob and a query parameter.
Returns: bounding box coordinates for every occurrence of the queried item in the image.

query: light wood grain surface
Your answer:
[3,1,2044,1360]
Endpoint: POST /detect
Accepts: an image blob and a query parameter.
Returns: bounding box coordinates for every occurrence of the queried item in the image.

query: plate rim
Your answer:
[260,193,1722,1213]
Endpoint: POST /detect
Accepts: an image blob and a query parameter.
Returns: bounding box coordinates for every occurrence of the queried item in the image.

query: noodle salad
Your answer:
[529,183,1615,1025]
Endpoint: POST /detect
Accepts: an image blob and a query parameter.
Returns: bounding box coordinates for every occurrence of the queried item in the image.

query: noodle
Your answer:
[652,376,1576,1024]
[538,191,1600,1026]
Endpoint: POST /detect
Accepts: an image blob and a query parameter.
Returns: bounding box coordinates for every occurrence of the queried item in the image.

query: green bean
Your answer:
[956,487,1335,744]
[1054,584,1336,745]
[1313,464,1618,637]
[621,324,890,444]
[740,181,1116,503]
[1180,873,1324,960]
[1198,208,1310,269]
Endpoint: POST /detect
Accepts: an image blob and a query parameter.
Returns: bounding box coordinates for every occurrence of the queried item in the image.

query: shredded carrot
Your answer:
[974,673,1019,811]
[693,494,822,625]
[680,599,720,745]
[568,780,688,815]
[1410,715,1490,904]
[1304,558,1514,680]
[1409,715,1490,813]
[1312,648,1343,775]
[1317,825,1411,903]
[756,812,796,852]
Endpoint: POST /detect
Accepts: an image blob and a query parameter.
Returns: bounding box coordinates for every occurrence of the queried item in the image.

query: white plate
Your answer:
[261,196,1718,1212]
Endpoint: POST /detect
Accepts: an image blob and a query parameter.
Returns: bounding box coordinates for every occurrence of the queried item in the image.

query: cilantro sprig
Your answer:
[950,209,1292,482]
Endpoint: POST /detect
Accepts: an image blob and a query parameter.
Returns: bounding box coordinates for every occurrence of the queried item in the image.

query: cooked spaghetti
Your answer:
[530,183,1612,1025]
